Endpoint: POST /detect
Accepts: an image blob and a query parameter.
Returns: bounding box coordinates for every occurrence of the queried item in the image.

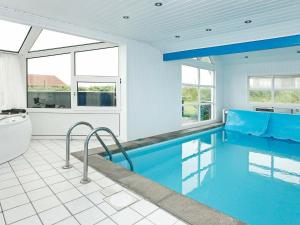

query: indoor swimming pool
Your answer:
[112,127,300,225]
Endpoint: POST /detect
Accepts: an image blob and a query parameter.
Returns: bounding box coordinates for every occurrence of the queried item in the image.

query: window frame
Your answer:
[182,64,216,125]
[25,43,121,113]
[248,75,300,106]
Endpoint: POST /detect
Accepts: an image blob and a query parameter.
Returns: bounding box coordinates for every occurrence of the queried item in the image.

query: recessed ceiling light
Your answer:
[244,20,252,24]
[155,2,163,6]
[244,56,249,59]
[206,28,212,31]
[122,16,130,19]
[174,35,181,39]
[297,50,300,54]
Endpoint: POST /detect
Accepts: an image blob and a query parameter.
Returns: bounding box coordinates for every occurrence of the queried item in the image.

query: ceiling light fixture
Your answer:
[174,35,181,39]
[297,50,300,54]
[206,28,212,31]
[122,16,130,19]
[244,20,252,24]
[244,56,249,59]
[155,2,163,6]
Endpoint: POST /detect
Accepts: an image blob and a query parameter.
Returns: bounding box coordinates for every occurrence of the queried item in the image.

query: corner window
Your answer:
[30,29,99,51]
[77,82,116,107]
[0,19,31,52]
[248,76,300,104]
[75,47,118,76]
[27,54,71,108]
[182,65,215,124]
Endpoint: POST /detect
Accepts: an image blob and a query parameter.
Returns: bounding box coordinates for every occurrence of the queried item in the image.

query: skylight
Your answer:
[30,29,100,51]
[0,19,31,52]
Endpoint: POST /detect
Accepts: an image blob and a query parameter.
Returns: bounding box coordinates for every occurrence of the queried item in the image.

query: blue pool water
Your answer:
[113,127,300,225]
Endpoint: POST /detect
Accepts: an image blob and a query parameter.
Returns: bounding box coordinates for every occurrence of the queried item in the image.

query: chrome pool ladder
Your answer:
[63,121,113,169]
[81,127,133,184]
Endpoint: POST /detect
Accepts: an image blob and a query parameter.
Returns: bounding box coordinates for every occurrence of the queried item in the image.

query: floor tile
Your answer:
[14,168,36,177]
[101,184,123,197]
[88,172,105,181]
[130,200,158,216]
[38,169,59,178]
[97,202,117,216]
[75,206,106,225]
[0,173,16,182]
[86,191,105,205]
[10,215,42,225]
[135,218,154,225]
[61,170,81,180]
[77,182,101,195]
[0,178,19,190]
[1,193,30,211]
[174,220,188,225]
[55,216,80,225]
[64,196,93,214]
[32,195,61,213]
[95,217,117,225]
[0,185,24,200]
[0,213,5,225]
[22,179,46,192]
[104,191,137,210]
[44,174,66,185]
[39,205,71,225]
[111,208,143,225]
[27,187,53,202]
[3,203,36,224]
[50,181,74,194]
[18,173,40,184]
[96,177,115,188]
[57,188,83,203]
[147,209,177,225]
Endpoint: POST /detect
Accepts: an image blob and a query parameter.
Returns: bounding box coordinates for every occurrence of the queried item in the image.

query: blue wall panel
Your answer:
[163,34,300,61]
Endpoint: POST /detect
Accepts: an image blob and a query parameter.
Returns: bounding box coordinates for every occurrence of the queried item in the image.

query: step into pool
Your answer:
[112,127,300,225]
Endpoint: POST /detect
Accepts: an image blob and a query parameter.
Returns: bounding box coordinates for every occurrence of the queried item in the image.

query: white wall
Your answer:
[126,41,182,140]
[222,58,300,110]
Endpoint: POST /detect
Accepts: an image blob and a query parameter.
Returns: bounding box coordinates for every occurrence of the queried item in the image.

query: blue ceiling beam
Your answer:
[163,34,300,61]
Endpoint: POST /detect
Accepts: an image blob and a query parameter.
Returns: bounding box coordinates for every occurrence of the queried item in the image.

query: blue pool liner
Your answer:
[225,109,270,136]
[225,109,300,142]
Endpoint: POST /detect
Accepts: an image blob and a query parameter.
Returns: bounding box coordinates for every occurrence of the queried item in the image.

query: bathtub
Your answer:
[0,114,32,164]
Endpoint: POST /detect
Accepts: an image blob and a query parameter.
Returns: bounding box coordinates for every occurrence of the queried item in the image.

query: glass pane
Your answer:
[182,65,198,85]
[75,48,118,76]
[0,19,30,52]
[274,90,300,104]
[249,77,272,89]
[30,29,99,51]
[198,57,212,64]
[77,82,116,107]
[182,86,198,104]
[27,54,71,108]
[274,77,300,89]
[182,105,198,123]
[200,87,212,103]
[200,69,214,86]
[249,90,272,102]
[199,104,212,121]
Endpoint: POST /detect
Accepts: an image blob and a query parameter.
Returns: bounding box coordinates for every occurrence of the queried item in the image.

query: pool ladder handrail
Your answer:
[63,121,113,169]
[81,127,133,184]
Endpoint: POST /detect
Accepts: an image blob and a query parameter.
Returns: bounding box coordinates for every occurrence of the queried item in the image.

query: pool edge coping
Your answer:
[72,123,246,225]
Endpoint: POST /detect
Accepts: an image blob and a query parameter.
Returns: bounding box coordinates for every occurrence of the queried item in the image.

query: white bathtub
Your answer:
[0,114,32,164]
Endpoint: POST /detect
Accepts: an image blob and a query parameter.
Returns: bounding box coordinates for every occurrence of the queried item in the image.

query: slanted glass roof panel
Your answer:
[0,19,31,52]
[30,29,100,51]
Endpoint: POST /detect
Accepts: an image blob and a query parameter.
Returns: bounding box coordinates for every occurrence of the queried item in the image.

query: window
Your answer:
[75,48,118,76]
[182,65,215,124]
[248,76,300,104]
[193,57,213,64]
[30,29,99,51]
[27,54,71,108]
[77,82,116,107]
[0,19,31,52]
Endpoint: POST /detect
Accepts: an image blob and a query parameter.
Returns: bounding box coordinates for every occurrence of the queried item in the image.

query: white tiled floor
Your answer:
[0,139,187,225]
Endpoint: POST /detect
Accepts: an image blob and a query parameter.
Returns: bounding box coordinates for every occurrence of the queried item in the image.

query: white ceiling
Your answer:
[1,0,300,49]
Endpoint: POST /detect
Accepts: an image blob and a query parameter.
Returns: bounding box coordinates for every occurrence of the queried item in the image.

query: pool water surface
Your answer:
[113,127,300,225]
